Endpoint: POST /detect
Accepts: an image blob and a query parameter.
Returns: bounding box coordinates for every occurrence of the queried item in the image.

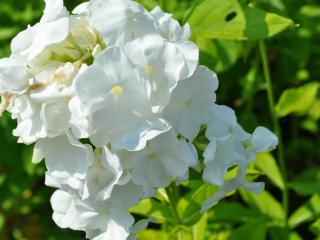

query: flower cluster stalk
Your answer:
[259,40,289,228]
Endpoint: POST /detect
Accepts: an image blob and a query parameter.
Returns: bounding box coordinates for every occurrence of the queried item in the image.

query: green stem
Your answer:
[259,40,289,228]
[166,184,182,225]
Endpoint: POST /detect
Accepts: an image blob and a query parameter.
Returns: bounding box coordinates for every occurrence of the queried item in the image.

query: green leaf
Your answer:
[310,219,320,235]
[268,227,289,240]
[137,230,169,240]
[289,168,320,196]
[177,197,202,226]
[191,213,208,240]
[276,82,319,117]
[0,27,19,41]
[189,0,293,40]
[289,194,320,228]
[129,199,174,223]
[289,181,320,196]
[240,190,285,225]
[191,183,219,205]
[299,5,320,18]
[176,184,218,225]
[209,202,262,223]
[228,220,267,240]
[255,153,285,190]
[269,228,303,240]
[136,0,157,10]
[308,99,320,120]
[196,38,247,73]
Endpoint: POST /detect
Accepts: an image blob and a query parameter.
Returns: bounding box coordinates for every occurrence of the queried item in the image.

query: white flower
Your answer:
[89,0,157,46]
[118,131,198,194]
[203,134,244,186]
[109,181,146,209]
[151,6,191,42]
[71,46,169,150]
[42,0,68,22]
[11,0,69,63]
[0,58,29,94]
[164,66,218,141]
[51,190,134,240]
[73,2,90,15]
[33,133,94,181]
[125,34,198,110]
[251,126,278,152]
[0,0,280,237]
[82,147,123,201]
[9,62,79,143]
[201,163,265,212]
[202,104,278,211]
[206,104,239,140]
[45,171,84,192]
[10,95,47,144]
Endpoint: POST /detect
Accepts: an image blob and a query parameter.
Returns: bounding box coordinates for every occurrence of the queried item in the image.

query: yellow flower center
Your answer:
[145,64,154,76]
[111,85,124,96]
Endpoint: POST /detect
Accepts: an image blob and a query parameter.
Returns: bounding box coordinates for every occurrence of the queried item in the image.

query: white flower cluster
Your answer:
[0,0,278,239]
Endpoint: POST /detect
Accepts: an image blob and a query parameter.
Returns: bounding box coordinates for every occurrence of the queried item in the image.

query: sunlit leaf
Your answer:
[255,153,285,190]
[189,0,293,40]
[137,230,169,240]
[240,190,285,225]
[276,82,319,117]
[196,38,246,73]
[129,199,174,223]
[289,194,320,228]
[192,213,208,240]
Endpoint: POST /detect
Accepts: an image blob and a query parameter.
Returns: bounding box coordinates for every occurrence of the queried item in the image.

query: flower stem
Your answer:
[166,183,182,225]
[259,40,289,228]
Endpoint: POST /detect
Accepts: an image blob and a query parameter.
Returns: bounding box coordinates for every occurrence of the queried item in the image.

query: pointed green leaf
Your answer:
[310,219,320,235]
[209,202,262,223]
[192,213,208,240]
[289,168,320,196]
[129,199,174,223]
[255,153,285,190]
[276,82,319,117]
[189,0,293,40]
[228,220,267,240]
[240,190,285,225]
[289,194,320,228]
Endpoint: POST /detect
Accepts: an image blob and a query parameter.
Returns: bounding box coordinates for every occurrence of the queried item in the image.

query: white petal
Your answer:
[110,182,145,209]
[89,0,157,46]
[205,104,238,140]
[83,146,123,200]
[73,2,90,15]
[35,133,94,179]
[251,127,278,152]
[203,135,243,185]
[164,66,218,141]
[11,96,47,144]
[126,34,197,109]
[42,0,68,22]
[27,17,70,60]
[0,58,28,94]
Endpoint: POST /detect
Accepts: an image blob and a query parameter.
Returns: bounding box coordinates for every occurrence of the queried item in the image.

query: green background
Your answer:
[0,0,319,239]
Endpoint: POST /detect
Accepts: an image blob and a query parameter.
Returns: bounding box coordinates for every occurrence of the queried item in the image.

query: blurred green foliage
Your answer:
[0,0,319,239]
